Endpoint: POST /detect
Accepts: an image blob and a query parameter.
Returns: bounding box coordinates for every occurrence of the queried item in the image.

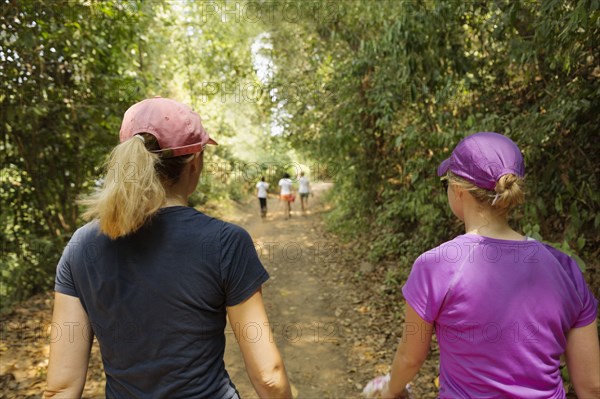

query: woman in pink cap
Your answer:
[43,97,292,399]
[365,132,599,398]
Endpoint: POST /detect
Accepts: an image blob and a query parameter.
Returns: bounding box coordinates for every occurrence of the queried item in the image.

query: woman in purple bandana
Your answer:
[366,132,599,398]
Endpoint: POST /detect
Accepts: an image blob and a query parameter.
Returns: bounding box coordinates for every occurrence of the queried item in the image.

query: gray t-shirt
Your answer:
[55,206,269,398]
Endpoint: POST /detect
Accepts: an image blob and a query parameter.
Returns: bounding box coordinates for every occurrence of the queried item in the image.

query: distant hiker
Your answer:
[278,172,294,220]
[364,132,599,399]
[298,171,311,214]
[44,97,292,399]
[256,176,269,218]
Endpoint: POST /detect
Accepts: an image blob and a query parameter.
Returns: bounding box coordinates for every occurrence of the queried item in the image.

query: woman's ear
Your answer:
[452,184,465,200]
[197,151,204,173]
[190,152,203,173]
[455,186,480,208]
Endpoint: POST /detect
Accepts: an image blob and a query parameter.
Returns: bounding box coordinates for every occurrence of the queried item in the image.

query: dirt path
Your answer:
[221,182,355,398]
[0,183,360,398]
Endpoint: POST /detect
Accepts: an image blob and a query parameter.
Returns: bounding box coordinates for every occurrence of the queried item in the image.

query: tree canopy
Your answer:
[1,0,598,309]
[267,0,599,279]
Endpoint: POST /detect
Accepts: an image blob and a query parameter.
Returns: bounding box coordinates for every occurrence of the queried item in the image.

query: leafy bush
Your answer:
[269,1,599,290]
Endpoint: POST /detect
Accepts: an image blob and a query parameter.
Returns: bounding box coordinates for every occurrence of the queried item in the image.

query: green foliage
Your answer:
[1,0,270,311]
[267,0,599,277]
[1,0,149,310]
[2,0,598,314]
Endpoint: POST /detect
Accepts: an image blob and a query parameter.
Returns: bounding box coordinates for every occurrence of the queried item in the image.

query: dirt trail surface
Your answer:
[0,182,378,398]
[221,182,355,398]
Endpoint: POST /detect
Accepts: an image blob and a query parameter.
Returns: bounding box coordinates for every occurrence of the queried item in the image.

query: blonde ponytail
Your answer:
[447,172,525,216]
[79,135,165,239]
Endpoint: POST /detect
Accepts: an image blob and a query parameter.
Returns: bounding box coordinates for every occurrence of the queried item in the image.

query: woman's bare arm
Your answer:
[565,319,600,398]
[382,302,434,399]
[227,288,292,399]
[43,292,93,398]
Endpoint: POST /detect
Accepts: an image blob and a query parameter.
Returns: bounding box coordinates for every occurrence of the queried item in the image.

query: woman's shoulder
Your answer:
[156,209,254,246]
[413,235,478,267]
[214,218,251,238]
[535,241,584,273]
[70,219,101,241]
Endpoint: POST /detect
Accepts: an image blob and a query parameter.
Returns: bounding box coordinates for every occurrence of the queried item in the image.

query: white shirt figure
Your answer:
[298,176,310,194]
[256,181,269,198]
[278,178,293,195]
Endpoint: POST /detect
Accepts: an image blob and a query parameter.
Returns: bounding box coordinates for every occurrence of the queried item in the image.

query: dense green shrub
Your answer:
[1,0,268,311]
[268,1,599,287]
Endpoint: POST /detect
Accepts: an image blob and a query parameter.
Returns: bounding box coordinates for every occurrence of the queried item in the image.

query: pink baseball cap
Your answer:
[119,96,217,157]
[437,132,525,190]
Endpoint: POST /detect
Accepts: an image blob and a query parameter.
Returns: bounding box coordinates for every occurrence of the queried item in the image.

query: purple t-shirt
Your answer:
[402,234,598,399]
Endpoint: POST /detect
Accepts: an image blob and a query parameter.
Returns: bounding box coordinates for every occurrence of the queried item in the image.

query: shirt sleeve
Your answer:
[558,249,598,328]
[54,233,81,298]
[219,223,269,307]
[401,246,458,323]
[570,266,598,328]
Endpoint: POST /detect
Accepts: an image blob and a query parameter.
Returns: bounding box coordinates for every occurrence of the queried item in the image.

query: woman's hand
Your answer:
[362,374,412,399]
[362,374,390,398]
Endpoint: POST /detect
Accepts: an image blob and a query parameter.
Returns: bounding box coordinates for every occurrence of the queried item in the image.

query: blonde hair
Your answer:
[79,133,194,239]
[447,172,525,216]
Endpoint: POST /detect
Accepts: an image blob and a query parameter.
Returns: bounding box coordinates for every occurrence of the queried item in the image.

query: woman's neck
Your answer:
[163,199,187,207]
[162,192,188,208]
[463,209,524,241]
[160,155,200,208]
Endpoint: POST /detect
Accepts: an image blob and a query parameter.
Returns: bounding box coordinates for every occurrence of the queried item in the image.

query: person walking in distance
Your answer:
[278,172,294,220]
[298,171,311,214]
[256,176,269,218]
[364,132,599,399]
[43,97,293,399]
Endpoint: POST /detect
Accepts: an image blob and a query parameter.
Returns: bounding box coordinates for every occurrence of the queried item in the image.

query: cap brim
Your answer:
[437,157,451,176]
[207,138,218,145]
